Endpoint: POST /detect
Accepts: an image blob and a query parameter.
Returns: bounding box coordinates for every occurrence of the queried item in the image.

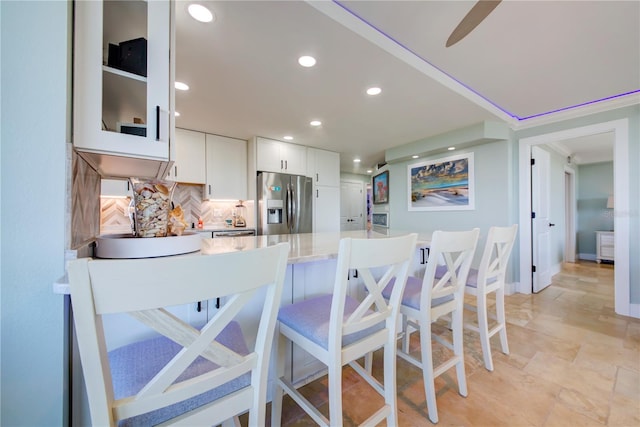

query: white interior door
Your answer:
[531,146,552,292]
[340,181,364,231]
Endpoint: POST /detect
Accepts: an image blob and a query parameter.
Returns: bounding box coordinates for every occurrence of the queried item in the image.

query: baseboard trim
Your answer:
[629,303,640,319]
[579,253,597,261]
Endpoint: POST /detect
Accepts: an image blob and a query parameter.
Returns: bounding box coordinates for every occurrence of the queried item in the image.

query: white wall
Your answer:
[1,1,70,424]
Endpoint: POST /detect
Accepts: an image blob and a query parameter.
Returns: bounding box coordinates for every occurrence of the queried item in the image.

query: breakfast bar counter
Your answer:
[200,229,431,263]
[54,229,431,295]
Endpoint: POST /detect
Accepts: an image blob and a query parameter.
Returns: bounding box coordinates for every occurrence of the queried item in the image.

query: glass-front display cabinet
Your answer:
[73,0,174,178]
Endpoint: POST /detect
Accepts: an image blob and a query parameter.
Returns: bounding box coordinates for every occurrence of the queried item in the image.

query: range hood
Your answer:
[76,150,173,179]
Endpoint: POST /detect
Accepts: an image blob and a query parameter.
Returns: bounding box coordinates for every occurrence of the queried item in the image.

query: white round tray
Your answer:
[95,232,203,259]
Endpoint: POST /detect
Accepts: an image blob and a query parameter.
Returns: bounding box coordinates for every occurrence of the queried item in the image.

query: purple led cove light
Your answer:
[519,90,640,120]
[331,1,516,119]
[333,1,640,122]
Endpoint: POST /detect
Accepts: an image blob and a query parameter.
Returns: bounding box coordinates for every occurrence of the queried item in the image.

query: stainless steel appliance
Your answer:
[257,171,312,235]
[212,229,255,238]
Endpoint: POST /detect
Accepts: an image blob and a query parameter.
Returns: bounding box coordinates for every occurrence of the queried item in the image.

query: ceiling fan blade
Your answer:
[446,0,502,47]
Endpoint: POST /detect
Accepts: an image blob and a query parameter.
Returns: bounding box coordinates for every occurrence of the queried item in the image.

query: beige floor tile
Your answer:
[607,392,640,426]
[544,401,606,426]
[524,352,615,403]
[557,388,609,424]
[575,342,640,375]
[614,367,640,399]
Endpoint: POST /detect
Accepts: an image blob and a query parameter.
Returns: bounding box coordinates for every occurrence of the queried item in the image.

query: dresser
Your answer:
[596,231,614,263]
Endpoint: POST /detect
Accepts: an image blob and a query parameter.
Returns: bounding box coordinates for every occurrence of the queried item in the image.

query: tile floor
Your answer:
[266,261,639,426]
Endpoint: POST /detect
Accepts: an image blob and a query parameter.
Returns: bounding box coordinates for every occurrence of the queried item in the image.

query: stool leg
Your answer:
[452,301,468,396]
[420,320,438,424]
[477,291,493,372]
[496,287,510,356]
[270,332,286,427]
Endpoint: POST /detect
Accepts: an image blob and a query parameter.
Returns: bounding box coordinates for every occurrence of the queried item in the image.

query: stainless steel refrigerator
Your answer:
[257,171,312,235]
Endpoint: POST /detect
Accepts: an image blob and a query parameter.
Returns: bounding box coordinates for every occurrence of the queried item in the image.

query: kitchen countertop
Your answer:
[54,229,431,294]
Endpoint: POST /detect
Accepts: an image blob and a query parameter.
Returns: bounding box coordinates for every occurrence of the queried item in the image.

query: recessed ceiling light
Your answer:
[448,146,456,151]
[353,158,361,163]
[175,81,189,91]
[366,169,373,174]
[298,56,316,67]
[412,155,419,159]
[366,87,382,96]
[174,111,180,117]
[283,136,293,141]
[310,120,322,126]
[188,4,214,23]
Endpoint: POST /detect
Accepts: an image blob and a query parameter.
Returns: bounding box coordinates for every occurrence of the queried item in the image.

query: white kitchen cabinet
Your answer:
[596,231,614,263]
[100,179,131,197]
[167,128,206,184]
[314,186,340,233]
[412,246,430,279]
[308,148,340,232]
[307,148,340,187]
[256,137,307,175]
[73,0,174,178]
[205,134,248,200]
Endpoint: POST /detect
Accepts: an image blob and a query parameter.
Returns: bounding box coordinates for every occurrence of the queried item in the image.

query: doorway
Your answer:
[518,119,631,317]
[340,180,364,231]
[564,168,576,263]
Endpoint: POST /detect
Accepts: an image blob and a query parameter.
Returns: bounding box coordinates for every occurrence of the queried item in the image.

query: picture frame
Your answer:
[371,212,389,228]
[408,153,474,211]
[372,170,389,204]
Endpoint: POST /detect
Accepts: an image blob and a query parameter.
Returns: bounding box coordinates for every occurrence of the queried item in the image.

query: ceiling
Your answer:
[174,1,639,174]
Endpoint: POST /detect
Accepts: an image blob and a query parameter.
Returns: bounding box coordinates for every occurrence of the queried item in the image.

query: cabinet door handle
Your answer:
[174,166,177,177]
[316,173,319,182]
[155,105,160,141]
[208,184,212,196]
[285,160,288,170]
[281,160,283,170]
[316,189,319,198]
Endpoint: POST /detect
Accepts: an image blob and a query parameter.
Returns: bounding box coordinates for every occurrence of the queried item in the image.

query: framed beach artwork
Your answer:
[408,153,474,211]
[372,170,389,204]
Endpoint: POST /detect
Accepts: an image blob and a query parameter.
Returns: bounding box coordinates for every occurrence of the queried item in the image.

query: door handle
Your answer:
[155,105,160,141]
[549,223,556,227]
[290,186,296,231]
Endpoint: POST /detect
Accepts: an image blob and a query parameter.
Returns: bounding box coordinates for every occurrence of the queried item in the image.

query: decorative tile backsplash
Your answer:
[71,151,101,248]
[100,183,255,234]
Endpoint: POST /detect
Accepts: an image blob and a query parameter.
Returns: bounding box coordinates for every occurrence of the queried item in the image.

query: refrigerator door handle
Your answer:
[290,185,296,232]
[286,184,292,231]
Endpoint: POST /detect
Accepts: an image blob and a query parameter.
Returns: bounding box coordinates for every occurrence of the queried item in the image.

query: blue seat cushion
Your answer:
[108,321,250,427]
[277,294,384,350]
[434,265,496,288]
[382,276,453,311]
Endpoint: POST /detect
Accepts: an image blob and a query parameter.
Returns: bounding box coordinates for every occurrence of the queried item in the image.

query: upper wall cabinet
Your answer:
[307,148,340,187]
[73,0,174,179]
[167,128,206,184]
[205,134,247,200]
[256,137,307,176]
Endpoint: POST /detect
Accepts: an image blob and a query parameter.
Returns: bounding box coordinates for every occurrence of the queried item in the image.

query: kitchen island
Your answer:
[54,229,431,294]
